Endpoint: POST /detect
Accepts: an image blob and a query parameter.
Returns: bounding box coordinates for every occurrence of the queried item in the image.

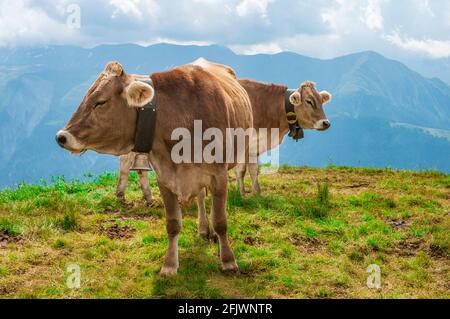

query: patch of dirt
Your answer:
[428,243,449,259]
[115,197,164,212]
[115,213,157,222]
[243,236,263,247]
[289,235,323,252]
[395,237,449,259]
[120,200,161,209]
[14,268,27,275]
[0,284,17,297]
[437,280,450,293]
[338,183,370,189]
[388,219,411,230]
[393,239,423,256]
[97,223,136,240]
[329,285,350,298]
[0,230,23,246]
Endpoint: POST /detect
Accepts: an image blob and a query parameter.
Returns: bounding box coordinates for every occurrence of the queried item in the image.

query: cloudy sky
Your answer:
[1,0,449,62]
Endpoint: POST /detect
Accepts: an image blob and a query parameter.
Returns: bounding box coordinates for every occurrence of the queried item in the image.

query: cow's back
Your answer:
[151,62,253,152]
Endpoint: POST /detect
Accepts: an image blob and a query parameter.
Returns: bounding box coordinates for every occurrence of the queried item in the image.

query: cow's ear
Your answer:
[104,61,123,76]
[289,91,302,106]
[124,81,155,107]
[320,91,332,104]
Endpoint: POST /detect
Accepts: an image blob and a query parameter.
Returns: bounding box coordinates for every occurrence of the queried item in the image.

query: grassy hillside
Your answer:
[0,166,448,298]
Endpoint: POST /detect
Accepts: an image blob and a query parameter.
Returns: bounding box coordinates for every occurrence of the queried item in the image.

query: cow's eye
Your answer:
[94,100,107,109]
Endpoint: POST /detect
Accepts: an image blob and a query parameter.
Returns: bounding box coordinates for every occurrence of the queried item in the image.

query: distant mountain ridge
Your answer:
[0,44,449,187]
[402,56,450,86]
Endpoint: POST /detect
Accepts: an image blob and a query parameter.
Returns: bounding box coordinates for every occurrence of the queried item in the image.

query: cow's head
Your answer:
[288,81,332,131]
[56,61,155,155]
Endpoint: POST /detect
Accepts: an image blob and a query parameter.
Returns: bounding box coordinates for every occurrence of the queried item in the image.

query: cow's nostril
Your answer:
[56,134,67,146]
[323,120,331,128]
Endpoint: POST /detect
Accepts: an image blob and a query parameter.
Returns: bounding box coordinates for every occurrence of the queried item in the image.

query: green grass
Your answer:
[58,212,78,231]
[0,167,448,299]
[228,185,243,208]
[0,218,22,237]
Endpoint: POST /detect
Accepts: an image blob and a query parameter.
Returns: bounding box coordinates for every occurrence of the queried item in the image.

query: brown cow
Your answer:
[56,60,253,276]
[197,79,332,237]
[234,79,332,194]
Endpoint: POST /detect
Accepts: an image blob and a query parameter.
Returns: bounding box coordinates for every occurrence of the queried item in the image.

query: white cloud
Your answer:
[322,0,384,32]
[110,0,143,19]
[362,0,384,30]
[321,8,339,31]
[385,31,450,58]
[135,37,212,47]
[231,33,343,58]
[416,0,434,17]
[0,0,82,47]
[236,0,270,20]
[321,1,352,33]
[1,0,449,63]
[109,0,160,20]
[230,42,282,55]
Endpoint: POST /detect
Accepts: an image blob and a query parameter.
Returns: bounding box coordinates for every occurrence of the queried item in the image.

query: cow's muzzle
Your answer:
[56,133,67,147]
[314,119,331,131]
[55,130,85,153]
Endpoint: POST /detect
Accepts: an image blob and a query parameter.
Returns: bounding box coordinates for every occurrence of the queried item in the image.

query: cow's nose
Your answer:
[56,133,67,147]
[322,120,331,129]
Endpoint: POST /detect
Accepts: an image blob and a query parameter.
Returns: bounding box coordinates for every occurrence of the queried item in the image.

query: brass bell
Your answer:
[130,153,152,171]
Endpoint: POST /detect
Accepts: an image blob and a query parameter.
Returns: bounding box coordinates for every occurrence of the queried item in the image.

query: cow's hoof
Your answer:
[199,231,209,240]
[199,229,217,242]
[221,261,239,275]
[117,196,125,202]
[116,190,125,198]
[208,232,218,243]
[159,266,178,277]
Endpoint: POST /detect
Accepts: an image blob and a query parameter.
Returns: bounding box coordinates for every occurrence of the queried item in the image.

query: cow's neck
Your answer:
[278,93,291,139]
[268,93,291,144]
[251,87,290,141]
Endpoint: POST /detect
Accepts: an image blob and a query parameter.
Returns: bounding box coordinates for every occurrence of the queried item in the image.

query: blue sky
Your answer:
[1,0,449,62]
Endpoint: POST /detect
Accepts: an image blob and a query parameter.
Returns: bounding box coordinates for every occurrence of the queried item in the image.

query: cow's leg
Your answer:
[235,163,246,194]
[159,185,182,277]
[211,173,238,273]
[197,187,211,239]
[116,155,132,203]
[248,163,261,194]
[137,170,154,204]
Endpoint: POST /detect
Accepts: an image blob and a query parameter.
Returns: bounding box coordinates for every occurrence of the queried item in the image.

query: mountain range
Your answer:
[0,44,449,187]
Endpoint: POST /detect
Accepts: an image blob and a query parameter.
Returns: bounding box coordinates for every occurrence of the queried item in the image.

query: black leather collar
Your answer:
[132,78,157,153]
[284,89,304,141]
